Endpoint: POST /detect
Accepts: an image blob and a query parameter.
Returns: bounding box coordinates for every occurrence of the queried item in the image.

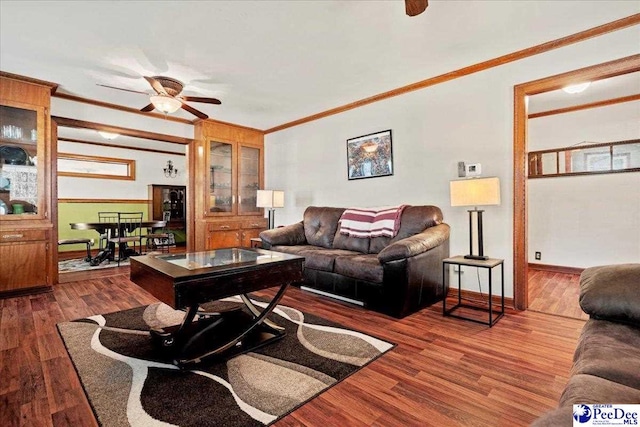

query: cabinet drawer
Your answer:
[208,222,241,232]
[242,219,267,229]
[0,229,47,243]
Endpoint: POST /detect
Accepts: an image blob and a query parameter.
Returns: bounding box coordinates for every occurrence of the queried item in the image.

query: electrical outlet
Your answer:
[453,266,464,274]
[90,238,95,247]
[535,251,541,260]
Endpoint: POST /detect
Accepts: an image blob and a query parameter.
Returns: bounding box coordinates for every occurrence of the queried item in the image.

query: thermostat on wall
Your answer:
[465,163,481,177]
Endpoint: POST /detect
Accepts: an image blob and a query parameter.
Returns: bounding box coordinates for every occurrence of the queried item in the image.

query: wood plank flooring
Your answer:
[1,269,586,426]
[528,269,588,320]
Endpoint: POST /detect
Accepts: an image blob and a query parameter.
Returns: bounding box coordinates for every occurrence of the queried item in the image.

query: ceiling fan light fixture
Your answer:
[150,94,182,114]
[97,131,119,140]
[562,82,591,94]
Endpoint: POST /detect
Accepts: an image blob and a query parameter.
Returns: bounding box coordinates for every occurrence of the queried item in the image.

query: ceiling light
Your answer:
[150,95,182,114]
[562,82,591,94]
[97,131,119,140]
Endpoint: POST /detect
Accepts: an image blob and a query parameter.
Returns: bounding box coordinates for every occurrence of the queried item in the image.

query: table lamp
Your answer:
[256,190,285,229]
[450,177,501,260]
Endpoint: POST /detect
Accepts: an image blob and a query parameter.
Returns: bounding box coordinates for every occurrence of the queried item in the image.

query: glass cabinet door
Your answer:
[208,141,234,214]
[238,145,261,215]
[0,103,44,218]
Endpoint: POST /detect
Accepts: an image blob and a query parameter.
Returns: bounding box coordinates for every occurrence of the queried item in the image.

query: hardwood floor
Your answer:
[1,270,585,427]
[527,269,588,320]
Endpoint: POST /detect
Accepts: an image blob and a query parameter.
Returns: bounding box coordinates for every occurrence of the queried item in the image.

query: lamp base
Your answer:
[464,254,489,261]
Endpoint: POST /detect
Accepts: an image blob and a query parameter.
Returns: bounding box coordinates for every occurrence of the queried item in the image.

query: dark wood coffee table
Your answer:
[130,248,304,367]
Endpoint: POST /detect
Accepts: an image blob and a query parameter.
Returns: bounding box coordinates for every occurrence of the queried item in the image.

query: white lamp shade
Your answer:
[256,190,284,208]
[450,177,501,207]
[150,95,182,114]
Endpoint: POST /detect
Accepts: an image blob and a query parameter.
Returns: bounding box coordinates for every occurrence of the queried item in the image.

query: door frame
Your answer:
[512,54,640,310]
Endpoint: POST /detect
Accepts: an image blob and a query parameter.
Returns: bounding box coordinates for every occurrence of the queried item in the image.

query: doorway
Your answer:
[512,55,640,312]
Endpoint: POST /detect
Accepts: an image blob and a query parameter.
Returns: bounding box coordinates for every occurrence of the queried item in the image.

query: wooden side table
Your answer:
[250,238,263,248]
[442,256,504,327]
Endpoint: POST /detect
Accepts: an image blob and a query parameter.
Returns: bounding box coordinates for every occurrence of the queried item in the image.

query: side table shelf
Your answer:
[442,256,505,327]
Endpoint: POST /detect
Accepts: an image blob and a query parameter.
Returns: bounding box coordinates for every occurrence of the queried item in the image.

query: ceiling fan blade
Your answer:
[96,84,148,95]
[405,0,428,16]
[180,102,208,120]
[144,76,168,95]
[181,96,222,105]
[140,103,155,112]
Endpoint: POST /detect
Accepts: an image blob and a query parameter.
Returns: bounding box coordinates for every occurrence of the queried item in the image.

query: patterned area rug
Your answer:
[59,257,129,272]
[57,297,394,426]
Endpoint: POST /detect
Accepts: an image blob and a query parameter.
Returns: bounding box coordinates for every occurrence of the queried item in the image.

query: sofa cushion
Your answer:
[572,319,640,390]
[298,248,361,272]
[370,205,443,253]
[334,254,383,283]
[579,263,640,325]
[559,373,640,406]
[303,207,345,249]
[271,245,318,256]
[530,406,573,427]
[332,231,370,253]
[533,375,640,427]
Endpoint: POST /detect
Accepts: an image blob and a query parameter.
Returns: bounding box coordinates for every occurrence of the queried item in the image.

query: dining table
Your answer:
[70,220,167,265]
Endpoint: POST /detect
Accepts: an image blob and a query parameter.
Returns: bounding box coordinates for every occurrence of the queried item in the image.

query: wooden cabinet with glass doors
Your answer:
[192,120,266,251]
[0,72,57,297]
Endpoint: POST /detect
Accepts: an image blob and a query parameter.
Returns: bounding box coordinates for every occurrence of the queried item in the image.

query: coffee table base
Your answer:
[150,286,289,367]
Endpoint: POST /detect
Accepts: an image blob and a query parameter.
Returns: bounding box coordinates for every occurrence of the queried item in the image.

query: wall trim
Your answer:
[447,288,515,309]
[528,93,640,119]
[59,198,148,204]
[264,14,640,134]
[53,92,193,124]
[53,116,192,145]
[528,263,585,275]
[58,137,185,156]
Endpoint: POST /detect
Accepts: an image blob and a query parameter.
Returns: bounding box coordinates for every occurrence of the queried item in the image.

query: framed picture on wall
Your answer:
[346,129,393,180]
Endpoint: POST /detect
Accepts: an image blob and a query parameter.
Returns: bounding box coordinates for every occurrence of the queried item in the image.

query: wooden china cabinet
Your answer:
[0,72,58,297]
[191,120,266,251]
[148,184,186,230]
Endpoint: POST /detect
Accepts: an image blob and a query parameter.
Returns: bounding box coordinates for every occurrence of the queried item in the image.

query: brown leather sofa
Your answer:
[532,264,640,426]
[259,205,450,318]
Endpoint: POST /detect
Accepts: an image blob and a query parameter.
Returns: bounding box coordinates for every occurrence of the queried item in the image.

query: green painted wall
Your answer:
[58,202,149,252]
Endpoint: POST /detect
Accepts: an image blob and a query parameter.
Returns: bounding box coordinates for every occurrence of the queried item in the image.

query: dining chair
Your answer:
[108,212,144,266]
[97,211,120,251]
[144,210,175,254]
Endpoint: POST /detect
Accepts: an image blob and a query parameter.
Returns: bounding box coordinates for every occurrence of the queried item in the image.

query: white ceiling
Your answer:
[1,1,639,130]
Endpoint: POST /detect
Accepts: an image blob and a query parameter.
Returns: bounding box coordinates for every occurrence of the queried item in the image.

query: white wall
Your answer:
[264,25,640,297]
[528,102,640,267]
[57,140,186,199]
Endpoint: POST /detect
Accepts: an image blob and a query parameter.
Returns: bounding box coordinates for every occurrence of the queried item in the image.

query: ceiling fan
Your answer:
[98,76,221,119]
[405,0,428,16]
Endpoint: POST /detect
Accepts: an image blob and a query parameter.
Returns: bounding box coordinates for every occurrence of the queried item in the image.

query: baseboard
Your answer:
[528,263,585,275]
[58,248,99,261]
[447,288,514,308]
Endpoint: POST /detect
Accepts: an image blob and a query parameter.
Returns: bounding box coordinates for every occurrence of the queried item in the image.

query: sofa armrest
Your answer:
[378,223,450,263]
[579,263,640,325]
[259,221,306,247]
